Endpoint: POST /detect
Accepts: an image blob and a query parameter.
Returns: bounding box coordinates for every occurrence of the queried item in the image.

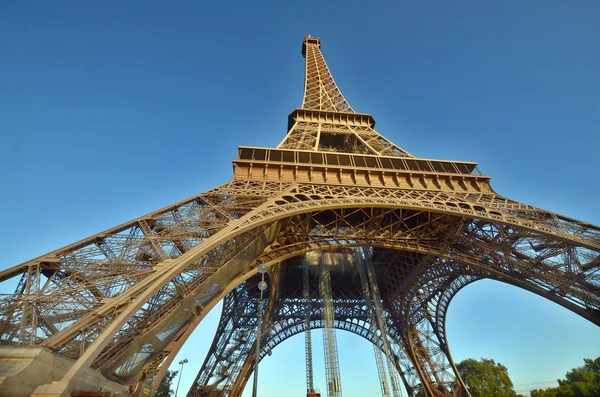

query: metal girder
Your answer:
[278,37,412,157]
[1,36,599,397]
[300,36,353,113]
[357,249,403,397]
[187,258,415,397]
[304,256,315,394]
[357,250,394,397]
[319,258,343,397]
[1,184,598,395]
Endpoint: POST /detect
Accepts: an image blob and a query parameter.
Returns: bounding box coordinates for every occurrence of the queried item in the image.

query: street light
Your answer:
[174,358,188,397]
[252,263,268,397]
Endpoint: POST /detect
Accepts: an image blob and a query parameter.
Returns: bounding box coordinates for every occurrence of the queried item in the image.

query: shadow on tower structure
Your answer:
[0,36,599,397]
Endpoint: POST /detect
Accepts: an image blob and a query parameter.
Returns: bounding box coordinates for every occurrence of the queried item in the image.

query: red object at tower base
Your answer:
[307,393,321,397]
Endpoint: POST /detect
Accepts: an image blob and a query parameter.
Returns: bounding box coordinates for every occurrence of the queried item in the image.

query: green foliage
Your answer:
[529,357,600,397]
[457,358,520,397]
[154,369,179,397]
[530,387,559,397]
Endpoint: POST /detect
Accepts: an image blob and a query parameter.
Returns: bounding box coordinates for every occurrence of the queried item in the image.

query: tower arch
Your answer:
[0,36,597,397]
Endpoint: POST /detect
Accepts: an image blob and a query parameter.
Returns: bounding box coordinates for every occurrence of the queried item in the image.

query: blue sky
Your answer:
[1,1,599,396]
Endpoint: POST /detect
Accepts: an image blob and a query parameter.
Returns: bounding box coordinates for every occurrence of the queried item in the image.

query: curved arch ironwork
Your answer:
[1,35,599,397]
[1,187,598,396]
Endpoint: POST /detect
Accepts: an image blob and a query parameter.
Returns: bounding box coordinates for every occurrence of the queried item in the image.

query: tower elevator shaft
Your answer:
[319,260,342,397]
[356,249,402,397]
[304,256,316,396]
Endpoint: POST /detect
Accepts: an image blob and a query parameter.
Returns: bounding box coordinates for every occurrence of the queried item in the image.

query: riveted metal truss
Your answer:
[1,36,599,397]
[303,256,315,394]
[300,36,354,113]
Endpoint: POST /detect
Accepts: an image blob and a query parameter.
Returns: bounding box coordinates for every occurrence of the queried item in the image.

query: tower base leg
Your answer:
[0,347,126,397]
[30,382,71,397]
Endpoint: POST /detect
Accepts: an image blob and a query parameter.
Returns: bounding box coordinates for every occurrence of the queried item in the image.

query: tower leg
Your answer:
[187,284,258,397]
[394,263,472,397]
[228,265,283,397]
[188,265,283,397]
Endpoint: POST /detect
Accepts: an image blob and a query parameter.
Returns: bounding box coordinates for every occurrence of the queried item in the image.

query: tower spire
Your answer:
[301,36,354,112]
[278,36,413,157]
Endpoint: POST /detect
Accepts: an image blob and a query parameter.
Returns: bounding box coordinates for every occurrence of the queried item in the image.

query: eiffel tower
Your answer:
[1,36,599,397]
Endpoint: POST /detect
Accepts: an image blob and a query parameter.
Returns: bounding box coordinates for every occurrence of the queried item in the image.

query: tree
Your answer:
[529,356,600,397]
[154,369,179,397]
[457,358,521,397]
[530,387,560,397]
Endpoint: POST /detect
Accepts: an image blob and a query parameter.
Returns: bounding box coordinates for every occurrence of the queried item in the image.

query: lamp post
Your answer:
[252,263,268,397]
[174,358,188,397]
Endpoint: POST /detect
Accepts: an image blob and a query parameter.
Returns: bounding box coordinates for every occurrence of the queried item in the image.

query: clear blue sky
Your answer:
[1,1,599,396]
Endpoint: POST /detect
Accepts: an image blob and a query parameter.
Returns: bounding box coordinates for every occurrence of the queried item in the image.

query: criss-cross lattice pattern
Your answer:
[301,36,353,113]
[1,36,599,397]
[278,36,413,157]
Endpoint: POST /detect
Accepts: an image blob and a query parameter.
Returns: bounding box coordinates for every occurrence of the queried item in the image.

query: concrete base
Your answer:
[0,347,127,397]
[30,382,71,397]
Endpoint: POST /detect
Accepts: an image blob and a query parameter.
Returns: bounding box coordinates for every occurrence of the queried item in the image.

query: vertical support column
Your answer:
[365,255,403,397]
[319,258,342,397]
[357,252,391,397]
[251,263,268,397]
[399,265,472,397]
[356,250,402,397]
[373,348,391,397]
[225,264,284,397]
[18,263,41,345]
[304,256,315,395]
[187,285,257,397]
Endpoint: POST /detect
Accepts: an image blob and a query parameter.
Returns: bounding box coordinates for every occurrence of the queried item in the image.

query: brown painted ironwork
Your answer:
[1,36,599,397]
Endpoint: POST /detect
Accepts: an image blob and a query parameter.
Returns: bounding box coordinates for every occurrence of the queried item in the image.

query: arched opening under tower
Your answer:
[167,249,600,397]
[95,199,597,397]
[445,279,600,396]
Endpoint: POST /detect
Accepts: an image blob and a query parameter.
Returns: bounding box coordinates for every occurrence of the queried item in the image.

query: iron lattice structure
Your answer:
[1,36,599,397]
